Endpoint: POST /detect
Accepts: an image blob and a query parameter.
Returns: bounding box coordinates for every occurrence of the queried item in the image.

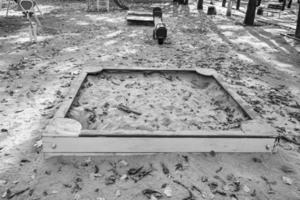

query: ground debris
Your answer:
[142,189,163,199]
[173,180,196,200]
[162,184,172,197]
[280,165,295,174]
[161,163,170,177]
[127,165,153,182]
[117,104,141,115]
[282,176,293,185]
[105,175,117,185]
[2,187,30,199]
[215,167,223,173]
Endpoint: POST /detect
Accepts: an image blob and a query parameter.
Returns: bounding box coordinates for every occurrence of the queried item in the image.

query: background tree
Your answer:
[197,0,203,9]
[296,3,300,38]
[244,0,257,25]
[236,0,240,10]
[222,0,226,7]
[227,0,232,16]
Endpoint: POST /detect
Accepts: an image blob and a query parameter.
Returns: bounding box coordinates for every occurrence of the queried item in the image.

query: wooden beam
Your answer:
[43,137,274,154]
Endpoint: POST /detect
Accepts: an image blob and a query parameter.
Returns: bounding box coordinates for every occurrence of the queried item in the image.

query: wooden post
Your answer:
[296,3,300,38]
[244,0,257,25]
[236,0,240,10]
[226,0,232,16]
[197,0,203,9]
[222,0,226,7]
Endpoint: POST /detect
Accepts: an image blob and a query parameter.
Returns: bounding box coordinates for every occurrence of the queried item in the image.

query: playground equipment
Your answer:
[87,0,109,12]
[5,0,42,17]
[207,5,216,15]
[126,7,167,44]
[42,67,276,158]
[152,7,167,44]
[20,0,41,42]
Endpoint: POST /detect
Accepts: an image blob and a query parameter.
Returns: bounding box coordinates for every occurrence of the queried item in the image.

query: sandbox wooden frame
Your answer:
[43,67,276,157]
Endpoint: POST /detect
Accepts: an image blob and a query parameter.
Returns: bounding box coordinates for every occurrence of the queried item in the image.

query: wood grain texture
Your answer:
[43,137,275,153]
[54,72,88,118]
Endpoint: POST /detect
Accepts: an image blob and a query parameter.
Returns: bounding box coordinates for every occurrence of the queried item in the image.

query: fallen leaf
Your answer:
[282,176,293,185]
[243,185,250,193]
[163,185,172,197]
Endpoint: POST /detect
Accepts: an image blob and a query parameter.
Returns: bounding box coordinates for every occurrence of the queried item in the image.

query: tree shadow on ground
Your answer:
[0,16,28,36]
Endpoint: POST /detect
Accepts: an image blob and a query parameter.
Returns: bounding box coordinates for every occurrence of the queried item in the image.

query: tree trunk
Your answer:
[296,3,300,38]
[244,0,257,25]
[236,0,240,10]
[226,0,232,16]
[282,0,286,10]
[222,0,226,7]
[287,0,292,8]
[197,0,203,9]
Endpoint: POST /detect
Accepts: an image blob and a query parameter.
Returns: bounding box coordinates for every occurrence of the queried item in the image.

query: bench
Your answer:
[264,3,283,18]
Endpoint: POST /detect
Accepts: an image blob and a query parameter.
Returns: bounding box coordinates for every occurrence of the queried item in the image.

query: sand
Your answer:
[68,71,248,131]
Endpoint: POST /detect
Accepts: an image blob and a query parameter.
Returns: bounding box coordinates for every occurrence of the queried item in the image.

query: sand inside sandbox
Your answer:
[67,71,249,131]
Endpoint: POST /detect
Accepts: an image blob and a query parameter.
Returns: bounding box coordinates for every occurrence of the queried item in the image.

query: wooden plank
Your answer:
[76,129,274,138]
[43,137,275,153]
[212,73,258,120]
[127,10,153,16]
[280,33,300,42]
[102,68,196,73]
[54,72,88,118]
[126,15,154,22]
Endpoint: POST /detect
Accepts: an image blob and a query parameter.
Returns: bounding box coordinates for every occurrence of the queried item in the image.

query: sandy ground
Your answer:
[0,0,300,199]
[68,71,247,131]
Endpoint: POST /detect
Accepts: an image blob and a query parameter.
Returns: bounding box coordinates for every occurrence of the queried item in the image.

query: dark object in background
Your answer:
[153,7,167,45]
[207,5,217,15]
[113,0,129,10]
[257,6,263,15]
[256,0,261,7]
[197,0,203,9]
[222,0,226,7]
[244,0,257,25]
[296,3,300,38]
[236,0,241,10]
[178,0,188,5]
[287,0,292,8]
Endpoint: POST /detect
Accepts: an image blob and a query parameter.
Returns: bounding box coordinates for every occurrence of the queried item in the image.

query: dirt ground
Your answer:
[0,0,300,199]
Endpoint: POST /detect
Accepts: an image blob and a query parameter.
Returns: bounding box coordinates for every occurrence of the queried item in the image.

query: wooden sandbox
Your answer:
[43,67,276,157]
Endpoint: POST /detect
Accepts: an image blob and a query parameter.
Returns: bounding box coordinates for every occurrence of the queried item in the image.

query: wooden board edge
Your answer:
[54,72,88,118]
[212,74,258,120]
[101,68,196,72]
[84,67,104,74]
[43,137,275,154]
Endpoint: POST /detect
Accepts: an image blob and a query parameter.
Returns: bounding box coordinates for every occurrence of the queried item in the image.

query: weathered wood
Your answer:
[43,67,276,156]
[244,0,257,25]
[54,72,88,118]
[126,15,154,22]
[43,137,274,154]
[127,10,152,16]
[46,118,82,136]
